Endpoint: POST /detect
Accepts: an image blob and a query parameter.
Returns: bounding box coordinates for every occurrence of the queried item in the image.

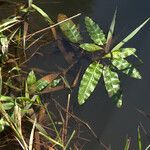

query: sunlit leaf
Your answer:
[31,4,53,24]
[78,62,103,105]
[49,78,61,87]
[58,14,82,43]
[138,126,142,150]
[112,17,150,50]
[103,66,120,97]
[27,70,37,86]
[80,43,102,52]
[85,16,106,46]
[112,58,142,79]
[124,137,131,150]
[104,48,136,59]
[0,16,20,30]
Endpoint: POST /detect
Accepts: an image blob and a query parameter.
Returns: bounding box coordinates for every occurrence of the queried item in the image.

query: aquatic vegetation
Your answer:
[0,0,149,149]
[58,10,149,107]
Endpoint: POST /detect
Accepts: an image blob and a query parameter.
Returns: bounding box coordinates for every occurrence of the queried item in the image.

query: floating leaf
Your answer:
[49,78,61,87]
[80,43,102,52]
[104,48,136,58]
[78,62,103,105]
[112,18,150,50]
[31,72,60,92]
[85,16,106,46]
[112,58,141,79]
[103,66,120,97]
[58,14,82,43]
[31,4,53,24]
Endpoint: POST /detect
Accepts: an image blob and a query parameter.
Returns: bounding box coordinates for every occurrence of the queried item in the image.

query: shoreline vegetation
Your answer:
[0,1,149,150]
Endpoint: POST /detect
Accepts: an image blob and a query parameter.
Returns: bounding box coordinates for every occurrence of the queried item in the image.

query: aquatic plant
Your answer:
[58,11,150,107]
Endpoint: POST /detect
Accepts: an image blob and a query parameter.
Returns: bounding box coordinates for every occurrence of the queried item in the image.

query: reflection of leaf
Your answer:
[103,66,120,97]
[85,16,106,46]
[78,62,103,105]
[80,43,102,52]
[112,18,150,50]
[58,14,82,43]
[104,48,136,59]
[112,58,141,79]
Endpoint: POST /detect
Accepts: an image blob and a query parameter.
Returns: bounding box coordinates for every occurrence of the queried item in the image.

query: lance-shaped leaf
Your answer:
[112,17,150,51]
[103,66,120,97]
[104,48,136,59]
[80,43,102,52]
[30,72,60,92]
[112,58,141,79]
[85,16,106,46]
[78,62,103,105]
[58,14,82,43]
[31,4,53,24]
[106,9,117,45]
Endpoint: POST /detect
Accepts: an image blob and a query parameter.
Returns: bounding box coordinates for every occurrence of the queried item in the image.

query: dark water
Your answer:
[29,1,150,149]
[2,0,150,149]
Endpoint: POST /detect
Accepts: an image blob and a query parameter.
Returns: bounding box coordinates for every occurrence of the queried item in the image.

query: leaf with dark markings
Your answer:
[78,62,103,105]
[85,16,106,46]
[58,14,82,43]
[80,43,102,52]
[112,58,141,79]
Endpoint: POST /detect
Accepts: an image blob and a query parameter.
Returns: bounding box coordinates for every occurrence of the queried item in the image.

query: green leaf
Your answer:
[103,66,120,97]
[58,14,82,43]
[27,70,37,86]
[85,16,106,46]
[124,137,131,150]
[0,68,2,96]
[80,43,102,52]
[0,118,8,132]
[31,4,53,24]
[2,102,14,110]
[112,58,142,79]
[49,78,61,87]
[112,17,150,50]
[34,79,49,92]
[78,62,103,105]
[104,48,136,58]
[138,126,142,150]
[106,9,117,43]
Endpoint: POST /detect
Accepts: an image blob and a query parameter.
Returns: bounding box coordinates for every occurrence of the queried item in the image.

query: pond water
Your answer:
[1,0,150,149]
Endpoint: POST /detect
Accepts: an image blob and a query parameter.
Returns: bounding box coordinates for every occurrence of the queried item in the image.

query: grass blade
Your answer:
[112,18,150,51]
[107,8,117,43]
[31,4,53,24]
